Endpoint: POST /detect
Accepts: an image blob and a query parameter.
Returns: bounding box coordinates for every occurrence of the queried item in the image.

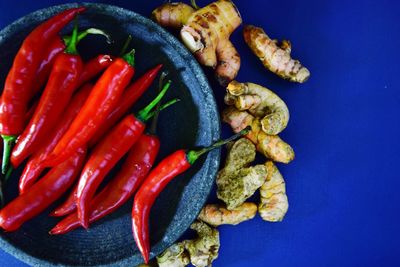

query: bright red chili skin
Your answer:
[76,54,113,88]
[50,134,160,234]
[132,149,191,263]
[31,36,66,97]
[77,115,145,228]
[0,147,86,232]
[18,84,93,194]
[0,7,85,136]
[89,64,162,146]
[50,183,78,216]
[10,53,84,168]
[44,58,135,167]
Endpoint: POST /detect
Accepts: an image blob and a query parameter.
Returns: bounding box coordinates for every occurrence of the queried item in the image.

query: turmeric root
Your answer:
[216,138,267,210]
[225,80,289,135]
[184,221,220,267]
[222,106,294,163]
[243,25,310,83]
[152,0,242,86]
[156,243,190,267]
[152,3,194,29]
[198,202,257,226]
[259,161,289,222]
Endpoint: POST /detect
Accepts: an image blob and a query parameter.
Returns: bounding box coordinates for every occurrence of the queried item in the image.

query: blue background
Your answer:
[0,0,399,266]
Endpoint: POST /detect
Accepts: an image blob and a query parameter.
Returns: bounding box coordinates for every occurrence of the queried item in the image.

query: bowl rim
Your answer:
[0,2,220,266]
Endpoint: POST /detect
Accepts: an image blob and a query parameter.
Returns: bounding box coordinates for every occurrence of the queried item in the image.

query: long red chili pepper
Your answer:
[89,64,162,146]
[50,134,160,234]
[51,71,166,218]
[76,81,173,229]
[0,147,87,232]
[132,127,250,263]
[18,83,93,194]
[10,24,109,169]
[0,7,85,174]
[43,51,136,167]
[77,54,113,87]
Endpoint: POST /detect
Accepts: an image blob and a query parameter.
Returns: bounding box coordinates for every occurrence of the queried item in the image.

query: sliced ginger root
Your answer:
[225,80,289,135]
[243,25,310,83]
[216,138,267,210]
[152,0,242,86]
[198,202,257,226]
[259,161,289,222]
[222,106,294,163]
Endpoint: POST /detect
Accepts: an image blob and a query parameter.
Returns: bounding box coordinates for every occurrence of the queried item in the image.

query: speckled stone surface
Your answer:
[0,3,220,266]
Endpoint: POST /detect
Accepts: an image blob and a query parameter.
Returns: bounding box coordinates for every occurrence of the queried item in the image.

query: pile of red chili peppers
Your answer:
[0,7,250,264]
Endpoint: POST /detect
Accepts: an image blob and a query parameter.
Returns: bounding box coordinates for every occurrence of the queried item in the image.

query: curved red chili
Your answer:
[76,81,172,229]
[132,128,250,263]
[44,52,136,167]
[89,64,162,146]
[0,7,85,174]
[0,147,86,232]
[77,54,113,88]
[50,134,160,234]
[18,83,93,194]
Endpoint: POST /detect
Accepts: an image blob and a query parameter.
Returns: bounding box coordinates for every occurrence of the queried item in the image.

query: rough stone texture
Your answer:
[0,3,220,266]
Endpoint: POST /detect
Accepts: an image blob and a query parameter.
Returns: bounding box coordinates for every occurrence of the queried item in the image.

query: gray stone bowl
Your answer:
[0,3,220,266]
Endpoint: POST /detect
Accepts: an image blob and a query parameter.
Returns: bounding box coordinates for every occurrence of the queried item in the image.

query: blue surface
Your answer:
[0,0,399,266]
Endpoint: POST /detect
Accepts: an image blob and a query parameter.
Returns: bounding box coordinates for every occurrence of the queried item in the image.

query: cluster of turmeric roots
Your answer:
[152,0,310,86]
[145,1,308,266]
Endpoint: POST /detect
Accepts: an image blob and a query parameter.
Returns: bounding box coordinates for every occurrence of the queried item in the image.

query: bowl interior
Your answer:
[0,3,220,266]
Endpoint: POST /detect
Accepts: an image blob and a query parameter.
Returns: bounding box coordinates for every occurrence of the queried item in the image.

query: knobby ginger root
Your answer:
[216,138,267,210]
[222,106,294,163]
[198,202,257,226]
[184,221,220,267]
[152,3,194,29]
[225,80,289,135]
[152,0,242,86]
[156,243,190,267]
[243,25,310,83]
[259,161,289,222]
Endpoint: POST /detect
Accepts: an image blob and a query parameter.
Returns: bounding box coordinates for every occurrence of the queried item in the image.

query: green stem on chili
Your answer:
[119,35,132,56]
[2,135,17,174]
[122,49,135,67]
[137,80,171,122]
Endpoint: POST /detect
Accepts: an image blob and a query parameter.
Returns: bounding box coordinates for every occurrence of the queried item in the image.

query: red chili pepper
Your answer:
[18,83,93,194]
[10,24,109,169]
[50,134,160,234]
[76,81,172,229]
[132,128,250,263]
[44,51,136,167]
[0,147,87,232]
[89,64,162,146]
[0,7,85,174]
[77,54,113,87]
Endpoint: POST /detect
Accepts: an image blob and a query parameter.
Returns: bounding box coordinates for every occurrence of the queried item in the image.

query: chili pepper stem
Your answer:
[146,98,180,120]
[137,80,171,122]
[191,0,200,9]
[119,35,132,56]
[65,18,79,55]
[186,126,251,165]
[122,49,135,67]
[63,28,111,45]
[149,72,168,134]
[1,135,17,174]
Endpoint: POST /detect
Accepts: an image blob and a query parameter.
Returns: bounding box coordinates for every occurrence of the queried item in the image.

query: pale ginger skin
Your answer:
[152,3,195,29]
[216,138,267,210]
[222,106,294,163]
[156,243,190,267]
[225,80,289,135]
[259,161,289,222]
[184,221,220,267]
[243,25,310,83]
[152,0,242,86]
[198,202,257,226]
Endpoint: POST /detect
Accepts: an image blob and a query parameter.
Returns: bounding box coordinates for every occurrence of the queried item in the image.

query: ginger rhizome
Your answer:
[156,243,190,267]
[225,80,289,135]
[222,106,294,163]
[259,161,289,222]
[152,0,242,86]
[198,202,257,226]
[244,25,310,83]
[216,138,267,210]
